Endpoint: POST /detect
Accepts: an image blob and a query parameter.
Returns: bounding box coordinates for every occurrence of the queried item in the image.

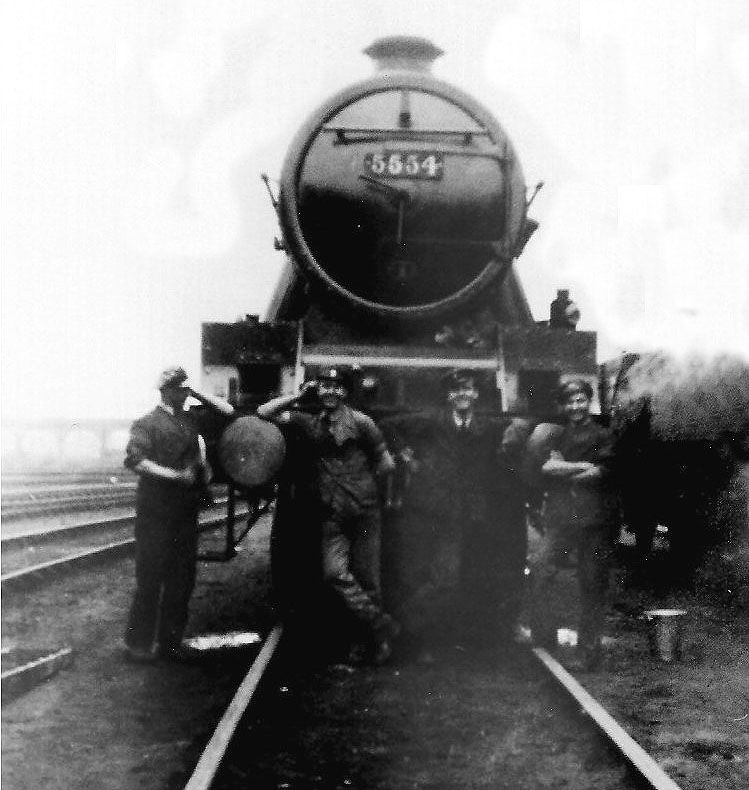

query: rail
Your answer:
[1,507,252,591]
[184,625,284,790]
[532,647,683,790]
[181,637,686,790]
[1,484,137,520]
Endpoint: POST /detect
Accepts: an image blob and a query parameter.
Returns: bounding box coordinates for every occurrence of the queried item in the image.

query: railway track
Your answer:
[0,499,260,590]
[0,474,234,521]
[1,471,129,485]
[182,631,685,790]
[1,480,137,520]
[0,500,688,789]
[2,496,736,789]
[1,496,266,704]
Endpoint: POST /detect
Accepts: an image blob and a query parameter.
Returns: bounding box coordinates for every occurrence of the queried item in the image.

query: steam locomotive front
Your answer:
[202,37,598,426]
[277,36,532,320]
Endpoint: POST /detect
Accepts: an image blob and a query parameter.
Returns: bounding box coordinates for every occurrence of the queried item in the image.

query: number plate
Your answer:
[364,150,444,180]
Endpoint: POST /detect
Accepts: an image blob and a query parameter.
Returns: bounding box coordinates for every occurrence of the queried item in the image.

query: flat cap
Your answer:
[443,368,478,391]
[157,366,189,390]
[316,365,353,390]
[557,378,593,403]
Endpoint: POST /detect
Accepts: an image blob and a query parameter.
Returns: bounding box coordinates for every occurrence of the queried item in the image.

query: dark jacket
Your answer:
[124,406,202,515]
[281,405,387,508]
[383,412,531,523]
[532,419,618,530]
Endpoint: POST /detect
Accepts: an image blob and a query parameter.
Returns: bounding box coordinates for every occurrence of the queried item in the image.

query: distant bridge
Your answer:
[1,419,134,472]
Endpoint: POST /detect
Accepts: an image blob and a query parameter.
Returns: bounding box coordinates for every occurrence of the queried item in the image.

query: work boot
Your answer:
[581,647,603,671]
[124,645,157,664]
[372,637,393,665]
[531,626,558,650]
[344,642,368,667]
[377,614,401,637]
[565,649,602,673]
[577,637,603,671]
[159,646,190,663]
[371,614,401,665]
[158,641,199,663]
[511,624,533,644]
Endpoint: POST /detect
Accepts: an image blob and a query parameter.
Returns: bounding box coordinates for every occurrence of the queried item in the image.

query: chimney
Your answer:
[363,36,443,74]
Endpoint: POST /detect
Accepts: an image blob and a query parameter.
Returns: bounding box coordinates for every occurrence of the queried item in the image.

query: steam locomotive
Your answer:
[199,37,599,591]
[201,36,597,420]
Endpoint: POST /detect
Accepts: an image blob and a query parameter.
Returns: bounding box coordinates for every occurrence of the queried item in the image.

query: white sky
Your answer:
[2,0,748,420]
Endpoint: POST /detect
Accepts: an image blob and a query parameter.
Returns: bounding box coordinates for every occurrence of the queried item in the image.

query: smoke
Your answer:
[618,351,749,444]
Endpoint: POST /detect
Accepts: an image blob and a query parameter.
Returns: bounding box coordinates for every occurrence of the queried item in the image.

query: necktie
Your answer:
[321,413,331,436]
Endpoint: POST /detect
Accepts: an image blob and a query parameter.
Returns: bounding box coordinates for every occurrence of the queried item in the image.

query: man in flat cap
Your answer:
[257,366,399,665]
[123,366,235,662]
[381,369,531,658]
[524,378,618,670]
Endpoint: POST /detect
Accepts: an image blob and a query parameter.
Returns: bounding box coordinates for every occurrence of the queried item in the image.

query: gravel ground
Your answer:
[2,516,275,790]
[1,522,134,575]
[210,568,748,790]
[582,594,749,790]
[2,507,748,790]
[215,637,633,790]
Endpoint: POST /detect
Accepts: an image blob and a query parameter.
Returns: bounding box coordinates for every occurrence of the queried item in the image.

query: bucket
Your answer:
[643,609,687,662]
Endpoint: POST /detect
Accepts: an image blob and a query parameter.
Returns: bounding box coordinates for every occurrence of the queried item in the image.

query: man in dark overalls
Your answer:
[525,379,618,670]
[257,366,398,664]
[123,366,234,663]
[383,370,531,655]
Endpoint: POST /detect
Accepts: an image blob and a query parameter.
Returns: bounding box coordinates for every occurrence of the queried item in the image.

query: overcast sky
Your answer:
[2,0,748,420]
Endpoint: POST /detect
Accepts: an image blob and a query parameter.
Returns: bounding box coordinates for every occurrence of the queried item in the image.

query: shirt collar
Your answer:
[319,405,358,444]
[452,411,473,429]
[158,403,181,418]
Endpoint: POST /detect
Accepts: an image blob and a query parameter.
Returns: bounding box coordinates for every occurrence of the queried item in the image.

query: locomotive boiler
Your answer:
[202,36,597,419]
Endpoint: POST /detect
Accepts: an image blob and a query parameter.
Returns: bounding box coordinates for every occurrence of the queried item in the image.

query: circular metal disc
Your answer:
[218,416,286,488]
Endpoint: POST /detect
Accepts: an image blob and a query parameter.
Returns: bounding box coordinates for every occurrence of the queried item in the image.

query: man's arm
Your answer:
[541,450,596,478]
[570,465,604,483]
[498,418,533,472]
[375,446,396,475]
[188,387,235,416]
[568,425,615,484]
[125,421,197,486]
[363,416,396,475]
[352,411,396,475]
[256,381,317,420]
[132,458,197,486]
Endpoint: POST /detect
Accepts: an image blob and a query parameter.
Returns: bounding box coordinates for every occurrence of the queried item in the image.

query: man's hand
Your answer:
[174,467,198,487]
[376,450,396,476]
[299,380,319,397]
[542,454,596,478]
[571,465,602,483]
[399,447,419,473]
[185,386,235,416]
[526,503,545,534]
